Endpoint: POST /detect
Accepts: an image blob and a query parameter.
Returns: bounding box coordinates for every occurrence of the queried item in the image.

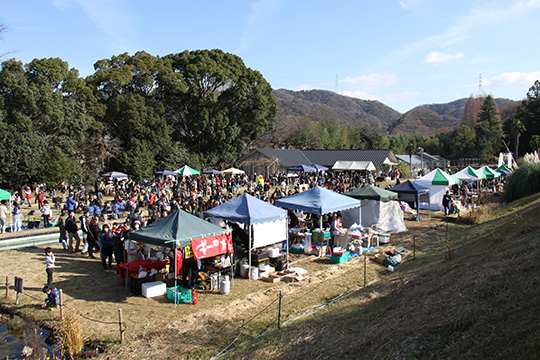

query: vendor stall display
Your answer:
[205,193,288,280]
[128,209,232,305]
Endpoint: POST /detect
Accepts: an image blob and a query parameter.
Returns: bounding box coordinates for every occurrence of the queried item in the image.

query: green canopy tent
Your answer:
[129,209,231,305]
[175,165,200,177]
[345,185,399,202]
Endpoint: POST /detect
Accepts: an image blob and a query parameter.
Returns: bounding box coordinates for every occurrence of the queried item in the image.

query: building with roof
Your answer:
[237,148,400,176]
[396,152,450,175]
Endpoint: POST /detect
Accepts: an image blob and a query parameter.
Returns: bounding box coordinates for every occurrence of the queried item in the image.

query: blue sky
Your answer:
[1,0,540,113]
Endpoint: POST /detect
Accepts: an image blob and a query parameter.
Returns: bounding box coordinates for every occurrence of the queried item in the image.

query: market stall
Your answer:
[387,181,430,220]
[274,186,361,256]
[415,168,459,211]
[343,185,407,235]
[204,193,288,280]
[128,209,232,305]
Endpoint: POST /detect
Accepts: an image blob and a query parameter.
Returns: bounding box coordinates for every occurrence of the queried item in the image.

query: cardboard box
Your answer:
[261,276,281,283]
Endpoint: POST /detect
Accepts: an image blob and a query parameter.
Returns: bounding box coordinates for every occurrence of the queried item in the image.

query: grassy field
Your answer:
[3,188,538,359]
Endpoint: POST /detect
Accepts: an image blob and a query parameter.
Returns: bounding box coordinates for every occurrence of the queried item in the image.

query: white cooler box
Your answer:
[141,281,167,298]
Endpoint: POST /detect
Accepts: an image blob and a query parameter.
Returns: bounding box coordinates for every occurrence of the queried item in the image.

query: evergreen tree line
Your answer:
[0,50,277,187]
[1,47,539,189]
[282,83,540,165]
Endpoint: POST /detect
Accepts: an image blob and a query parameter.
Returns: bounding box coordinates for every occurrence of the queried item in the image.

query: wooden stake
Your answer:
[363,255,367,287]
[277,291,282,330]
[118,308,125,343]
[59,289,63,321]
[5,275,8,299]
[413,235,416,260]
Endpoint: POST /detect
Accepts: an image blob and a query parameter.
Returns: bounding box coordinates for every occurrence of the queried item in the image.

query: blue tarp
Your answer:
[287,164,317,172]
[204,193,287,225]
[387,180,430,216]
[203,169,224,175]
[274,186,361,215]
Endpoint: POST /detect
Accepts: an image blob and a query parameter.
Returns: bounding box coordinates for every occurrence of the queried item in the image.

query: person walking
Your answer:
[40,200,52,228]
[88,215,100,258]
[13,202,22,232]
[79,210,90,255]
[65,210,81,252]
[57,209,69,250]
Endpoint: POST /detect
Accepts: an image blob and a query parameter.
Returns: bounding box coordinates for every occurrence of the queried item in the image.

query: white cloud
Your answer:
[424,51,464,64]
[485,71,540,87]
[238,0,281,53]
[384,1,535,66]
[398,0,424,10]
[52,0,135,52]
[341,73,397,90]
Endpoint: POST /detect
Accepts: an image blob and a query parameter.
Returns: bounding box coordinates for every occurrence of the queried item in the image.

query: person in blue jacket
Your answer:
[41,285,60,310]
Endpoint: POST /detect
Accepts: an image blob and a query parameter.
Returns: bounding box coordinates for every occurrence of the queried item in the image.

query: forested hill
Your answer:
[272,89,401,132]
[272,89,519,138]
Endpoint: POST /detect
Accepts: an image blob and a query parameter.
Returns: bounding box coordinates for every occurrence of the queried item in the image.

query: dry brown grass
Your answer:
[2,191,537,359]
[59,310,85,357]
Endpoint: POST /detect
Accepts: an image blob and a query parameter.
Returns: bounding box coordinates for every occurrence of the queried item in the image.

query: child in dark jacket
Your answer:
[100,224,114,269]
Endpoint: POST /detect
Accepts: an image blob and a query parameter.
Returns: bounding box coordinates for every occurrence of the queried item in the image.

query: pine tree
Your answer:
[475,95,502,162]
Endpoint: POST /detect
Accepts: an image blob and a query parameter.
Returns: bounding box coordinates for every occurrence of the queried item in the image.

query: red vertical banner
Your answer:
[192,233,233,260]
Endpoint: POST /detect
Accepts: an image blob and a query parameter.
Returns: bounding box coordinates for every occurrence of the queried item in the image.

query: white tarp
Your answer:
[419,185,448,211]
[251,218,288,249]
[341,200,407,234]
[332,161,376,171]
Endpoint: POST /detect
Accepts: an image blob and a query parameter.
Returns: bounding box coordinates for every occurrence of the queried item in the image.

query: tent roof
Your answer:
[345,185,399,202]
[332,161,376,171]
[287,164,317,172]
[387,180,430,195]
[204,193,287,225]
[454,166,486,181]
[223,167,245,174]
[477,165,500,178]
[0,189,10,200]
[154,170,177,176]
[203,169,223,175]
[130,210,227,248]
[274,186,360,215]
[175,165,200,176]
[416,168,459,186]
[101,171,128,179]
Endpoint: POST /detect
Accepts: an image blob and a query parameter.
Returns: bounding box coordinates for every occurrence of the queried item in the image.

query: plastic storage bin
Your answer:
[330,251,350,264]
[166,286,192,304]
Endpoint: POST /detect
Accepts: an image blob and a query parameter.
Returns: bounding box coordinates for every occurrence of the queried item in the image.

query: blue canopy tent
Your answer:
[101,171,129,179]
[203,169,224,175]
[312,164,329,171]
[274,186,361,229]
[154,170,177,176]
[204,193,288,277]
[387,180,431,220]
[287,164,317,172]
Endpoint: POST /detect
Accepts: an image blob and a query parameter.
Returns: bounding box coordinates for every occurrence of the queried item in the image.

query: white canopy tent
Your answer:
[332,161,376,171]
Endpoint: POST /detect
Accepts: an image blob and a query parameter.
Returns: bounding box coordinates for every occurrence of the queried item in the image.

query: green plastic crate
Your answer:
[330,251,350,264]
[166,286,192,304]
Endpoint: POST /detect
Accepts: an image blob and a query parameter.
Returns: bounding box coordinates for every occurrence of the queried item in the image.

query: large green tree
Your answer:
[475,95,502,162]
[162,49,277,164]
[515,80,540,155]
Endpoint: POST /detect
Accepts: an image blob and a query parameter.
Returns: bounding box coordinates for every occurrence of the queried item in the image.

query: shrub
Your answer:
[503,162,540,202]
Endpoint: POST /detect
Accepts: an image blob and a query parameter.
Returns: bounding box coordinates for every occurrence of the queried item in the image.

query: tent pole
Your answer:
[248,224,252,280]
[174,243,177,308]
[286,221,289,270]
